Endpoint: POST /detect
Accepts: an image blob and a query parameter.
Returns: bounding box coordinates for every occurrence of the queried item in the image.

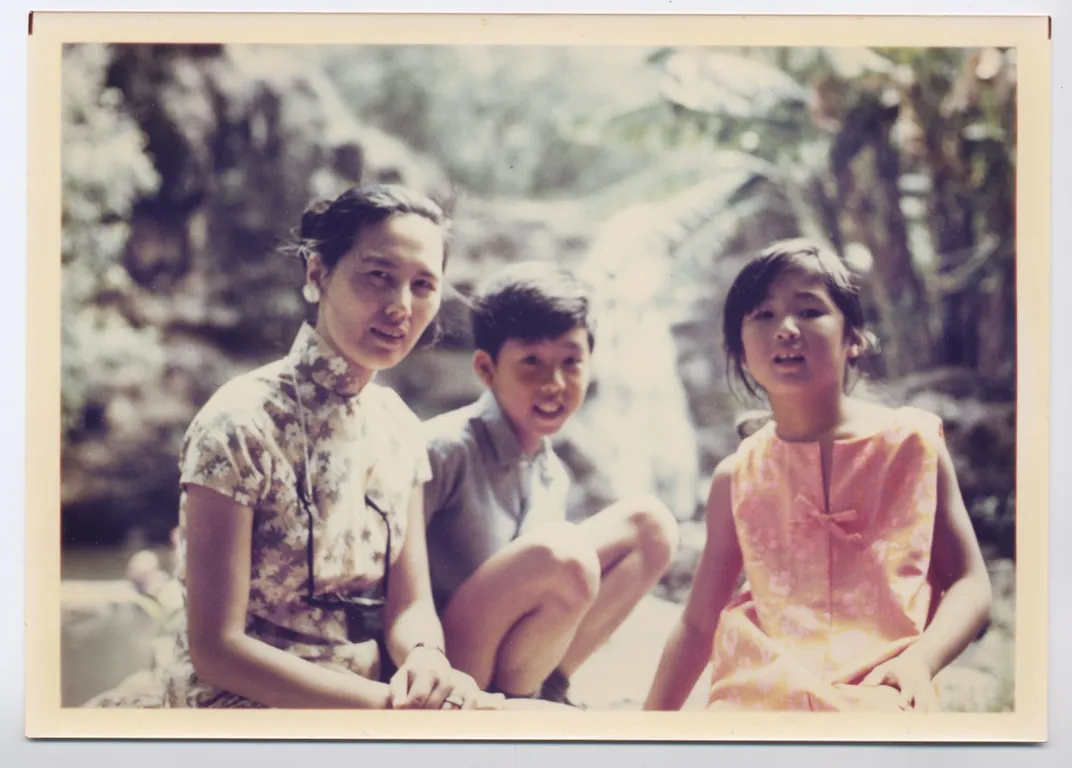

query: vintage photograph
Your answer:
[28,12,1050,742]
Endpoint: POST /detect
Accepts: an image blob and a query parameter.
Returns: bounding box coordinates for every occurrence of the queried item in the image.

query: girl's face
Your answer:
[307,213,445,385]
[739,267,860,399]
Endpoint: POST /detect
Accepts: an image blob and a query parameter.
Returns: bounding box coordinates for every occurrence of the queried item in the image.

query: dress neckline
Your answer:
[765,405,904,447]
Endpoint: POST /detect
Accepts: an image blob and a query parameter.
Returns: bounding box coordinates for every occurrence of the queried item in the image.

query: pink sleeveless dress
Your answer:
[707,406,944,711]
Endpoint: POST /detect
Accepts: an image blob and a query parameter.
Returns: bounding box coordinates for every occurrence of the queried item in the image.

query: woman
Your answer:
[157,184,496,709]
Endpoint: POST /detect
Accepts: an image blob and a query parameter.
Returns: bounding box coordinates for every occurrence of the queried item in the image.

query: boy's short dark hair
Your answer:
[471,261,596,360]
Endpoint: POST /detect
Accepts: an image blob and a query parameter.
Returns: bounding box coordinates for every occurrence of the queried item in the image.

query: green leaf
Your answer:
[819,47,897,79]
[658,49,808,119]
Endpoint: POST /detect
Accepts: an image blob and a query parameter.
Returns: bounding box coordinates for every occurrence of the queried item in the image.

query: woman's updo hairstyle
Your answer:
[295,184,451,271]
[288,184,454,349]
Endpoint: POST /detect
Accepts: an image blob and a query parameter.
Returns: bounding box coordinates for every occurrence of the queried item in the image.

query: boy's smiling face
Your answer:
[474,326,592,457]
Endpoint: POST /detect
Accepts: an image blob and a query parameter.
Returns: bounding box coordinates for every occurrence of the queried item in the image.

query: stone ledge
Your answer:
[62,579,1013,712]
[61,580,164,707]
[568,594,1013,712]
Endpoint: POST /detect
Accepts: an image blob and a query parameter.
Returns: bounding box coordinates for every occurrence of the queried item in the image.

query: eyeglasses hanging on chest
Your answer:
[291,371,392,643]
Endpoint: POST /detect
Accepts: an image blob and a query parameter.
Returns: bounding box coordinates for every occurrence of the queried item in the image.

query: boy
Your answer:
[423,261,680,706]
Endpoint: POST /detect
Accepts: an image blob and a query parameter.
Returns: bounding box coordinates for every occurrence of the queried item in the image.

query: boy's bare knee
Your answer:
[626,496,680,571]
[523,523,601,610]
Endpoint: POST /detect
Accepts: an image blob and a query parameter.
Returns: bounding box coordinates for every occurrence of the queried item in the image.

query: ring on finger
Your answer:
[444,693,464,709]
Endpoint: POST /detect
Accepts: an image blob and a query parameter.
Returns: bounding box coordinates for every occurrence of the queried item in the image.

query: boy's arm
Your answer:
[422,432,465,525]
[644,456,743,711]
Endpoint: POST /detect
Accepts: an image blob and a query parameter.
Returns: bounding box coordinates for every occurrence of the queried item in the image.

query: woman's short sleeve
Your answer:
[179,396,273,509]
[414,436,433,487]
[423,432,465,525]
[377,386,432,488]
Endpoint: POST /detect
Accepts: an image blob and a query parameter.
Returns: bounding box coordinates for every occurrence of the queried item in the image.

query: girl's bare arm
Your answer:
[643,457,743,711]
[902,441,993,678]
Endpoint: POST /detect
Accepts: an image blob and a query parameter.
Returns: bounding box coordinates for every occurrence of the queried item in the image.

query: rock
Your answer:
[883,366,1013,402]
[938,559,1015,712]
[81,669,167,709]
[654,519,707,604]
[63,44,457,546]
[568,596,710,711]
[63,556,1016,713]
[935,667,1005,713]
[61,580,165,707]
[125,549,171,596]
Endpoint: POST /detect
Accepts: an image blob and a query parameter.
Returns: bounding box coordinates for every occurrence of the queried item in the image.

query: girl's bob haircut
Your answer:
[722,238,872,399]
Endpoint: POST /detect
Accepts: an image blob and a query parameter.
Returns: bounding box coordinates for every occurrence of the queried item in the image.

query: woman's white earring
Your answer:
[302,282,322,304]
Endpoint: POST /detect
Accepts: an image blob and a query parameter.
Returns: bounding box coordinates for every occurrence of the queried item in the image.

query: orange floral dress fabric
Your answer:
[707,407,944,711]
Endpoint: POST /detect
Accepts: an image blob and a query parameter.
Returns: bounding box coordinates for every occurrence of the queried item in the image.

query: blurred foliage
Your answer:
[594,45,1017,383]
[58,43,1016,552]
[61,44,163,436]
[319,46,662,199]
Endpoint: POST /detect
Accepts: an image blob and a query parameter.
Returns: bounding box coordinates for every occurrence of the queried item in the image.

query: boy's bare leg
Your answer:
[440,521,601,697]
[556,496,679,678]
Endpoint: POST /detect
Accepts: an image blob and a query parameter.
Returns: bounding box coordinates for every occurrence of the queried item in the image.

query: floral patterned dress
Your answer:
[136,322,430,708]
[706,407,944,711]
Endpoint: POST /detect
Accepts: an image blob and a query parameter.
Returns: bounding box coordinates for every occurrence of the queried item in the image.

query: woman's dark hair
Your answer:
[471,261,596,361]
[289,184,454,347]
[722,238,872,400]
[296,184,451,271]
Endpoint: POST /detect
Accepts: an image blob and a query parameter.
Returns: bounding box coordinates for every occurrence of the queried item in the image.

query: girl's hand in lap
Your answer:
[387,645,480,710]
[861,654,941,712]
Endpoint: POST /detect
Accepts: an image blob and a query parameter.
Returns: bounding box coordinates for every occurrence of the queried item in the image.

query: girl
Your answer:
[644,239,993,712]
[99,185,500,710]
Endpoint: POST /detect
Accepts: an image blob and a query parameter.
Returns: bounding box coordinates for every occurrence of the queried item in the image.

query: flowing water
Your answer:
[61,544,175,706]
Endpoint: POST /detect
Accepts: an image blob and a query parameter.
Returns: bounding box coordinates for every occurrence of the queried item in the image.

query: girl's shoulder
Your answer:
[738,401,944,451]
[893,404,945,434]
[727,420,777,475]
[712,450,741,478]
[839,399,942,441]
[735,415,779,453]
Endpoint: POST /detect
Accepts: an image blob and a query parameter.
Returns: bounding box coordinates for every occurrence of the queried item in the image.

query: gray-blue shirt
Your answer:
[423,391,571,609]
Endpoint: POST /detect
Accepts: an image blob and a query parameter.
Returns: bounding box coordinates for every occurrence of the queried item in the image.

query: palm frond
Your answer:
[659,49,809,119]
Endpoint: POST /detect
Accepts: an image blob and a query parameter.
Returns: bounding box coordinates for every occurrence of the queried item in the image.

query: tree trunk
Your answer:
[903,56,979,371]
[834,94,934,377]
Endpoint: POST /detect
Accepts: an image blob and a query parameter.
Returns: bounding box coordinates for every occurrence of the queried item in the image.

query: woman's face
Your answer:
[307,213,445,385]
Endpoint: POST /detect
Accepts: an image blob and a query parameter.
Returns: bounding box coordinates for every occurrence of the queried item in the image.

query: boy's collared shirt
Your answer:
[423,391,571,609]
